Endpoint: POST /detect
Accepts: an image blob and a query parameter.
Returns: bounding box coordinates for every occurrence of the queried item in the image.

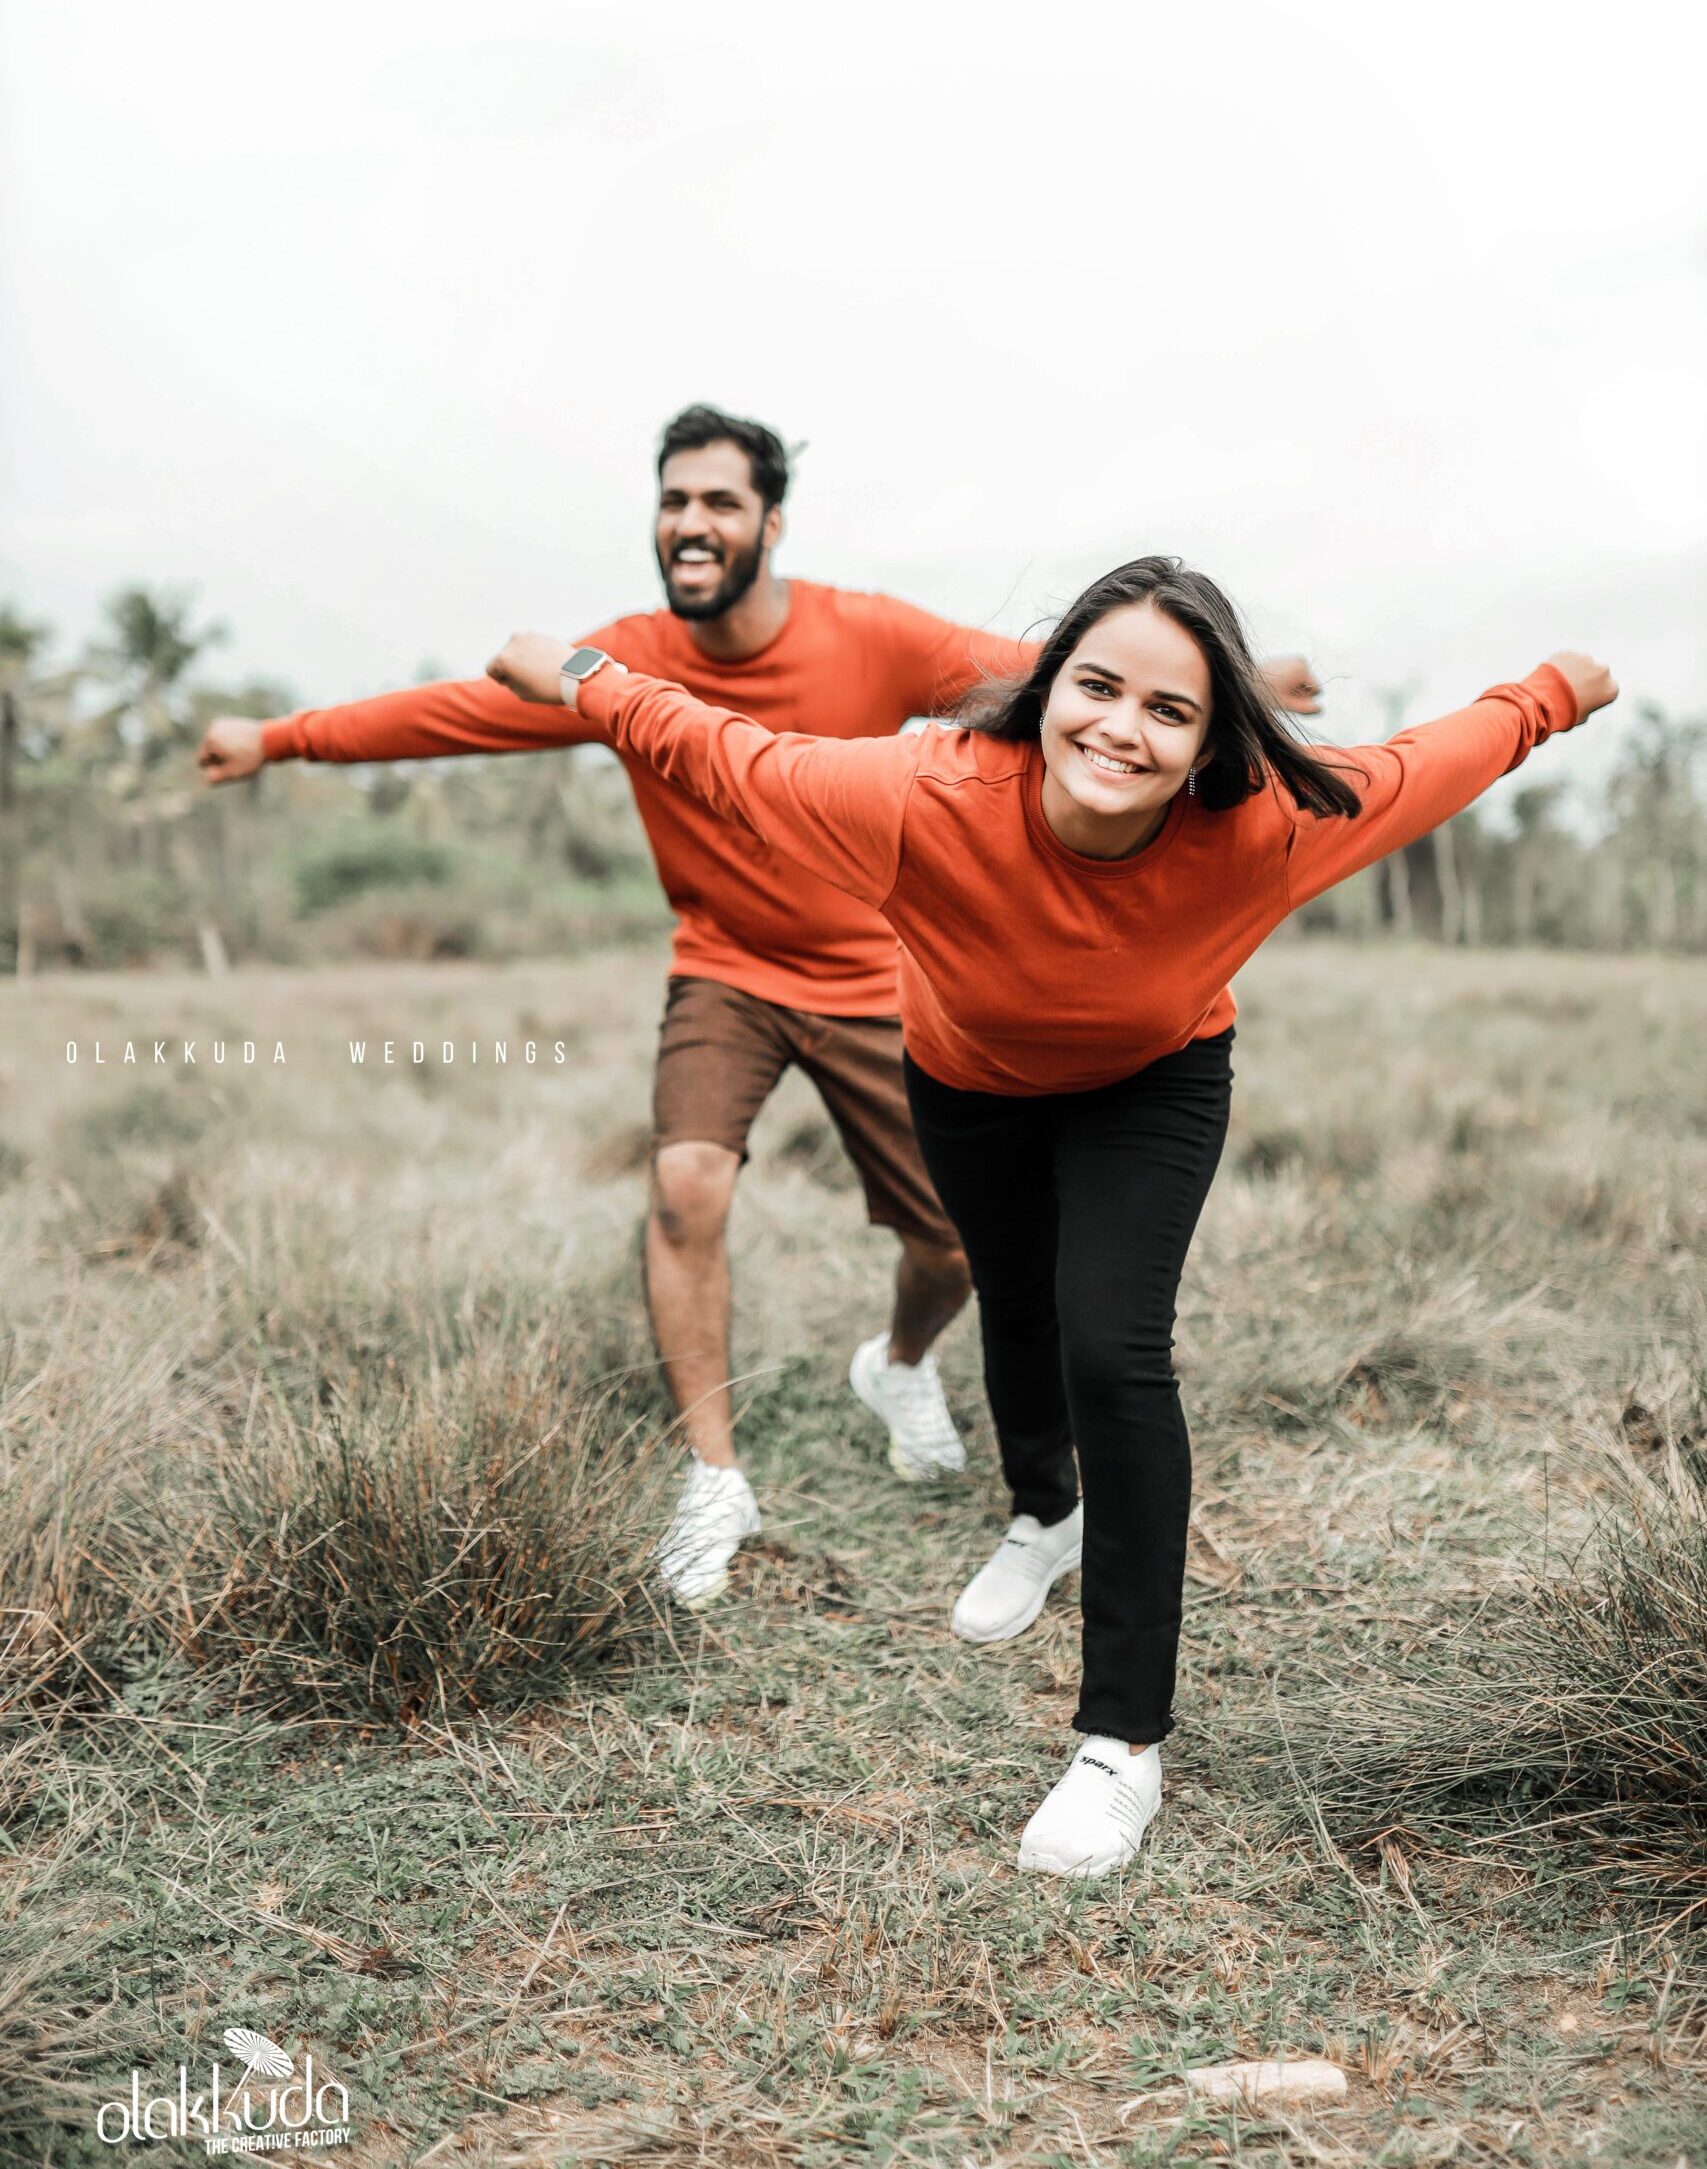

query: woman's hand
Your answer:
[487,633,574,705]
[1544,652,1618,722]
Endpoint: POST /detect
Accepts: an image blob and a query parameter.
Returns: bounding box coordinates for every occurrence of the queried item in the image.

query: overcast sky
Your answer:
[2,0,1703,822]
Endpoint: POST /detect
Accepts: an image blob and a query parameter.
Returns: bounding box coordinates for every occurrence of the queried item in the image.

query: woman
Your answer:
[488,558,1615,1878]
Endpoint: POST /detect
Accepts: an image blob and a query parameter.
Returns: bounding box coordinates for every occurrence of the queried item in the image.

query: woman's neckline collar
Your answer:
[1021,742,1192,875]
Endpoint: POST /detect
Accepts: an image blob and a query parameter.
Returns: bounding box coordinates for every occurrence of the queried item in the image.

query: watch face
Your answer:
[563,647,609,681]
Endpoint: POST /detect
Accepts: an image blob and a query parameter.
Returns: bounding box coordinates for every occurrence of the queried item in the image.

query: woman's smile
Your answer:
[1075,741,1150,778]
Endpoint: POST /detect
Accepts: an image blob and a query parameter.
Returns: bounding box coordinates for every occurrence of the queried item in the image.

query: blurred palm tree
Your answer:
[0,604,52,678]
[1,604,74,969]
[1509,780,1569,946]
[76,586,228,962]
[1606,703,1707,947]
[84,584,226,775]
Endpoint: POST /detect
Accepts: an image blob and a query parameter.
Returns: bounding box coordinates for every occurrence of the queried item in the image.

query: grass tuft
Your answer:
[172,1329,679,1725]
[0,1364,163,1741]
[1266,1441,1707,1932]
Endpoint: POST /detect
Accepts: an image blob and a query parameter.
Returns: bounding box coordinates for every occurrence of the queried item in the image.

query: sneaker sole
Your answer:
[851,1350,967,1485]
[884,1437,967,1484]
[1016,1836,1139,1877]
[658,1510,761,1612]
[670,1567,730,1610]
[951,1540,1082,1644]
[665,1540,757,1608]
[1017,1798,1160,1876]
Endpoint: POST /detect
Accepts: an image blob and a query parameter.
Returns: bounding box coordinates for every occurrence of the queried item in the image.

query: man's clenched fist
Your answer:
[1259,656,1324,716]
[197,716,266,784]
[487,633,575,705]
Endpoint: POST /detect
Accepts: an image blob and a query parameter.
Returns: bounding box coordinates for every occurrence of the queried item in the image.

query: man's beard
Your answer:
[656,533,766,621]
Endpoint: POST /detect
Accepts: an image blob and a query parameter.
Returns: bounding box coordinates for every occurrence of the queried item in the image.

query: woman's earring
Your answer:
[1187,766,1197,797]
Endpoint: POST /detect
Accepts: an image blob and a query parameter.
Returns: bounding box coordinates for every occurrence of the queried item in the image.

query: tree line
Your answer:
[2,586,1703,973]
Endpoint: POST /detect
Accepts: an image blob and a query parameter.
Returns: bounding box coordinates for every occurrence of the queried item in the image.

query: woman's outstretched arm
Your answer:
[1283,654,1616,910]
[487,634,922,911]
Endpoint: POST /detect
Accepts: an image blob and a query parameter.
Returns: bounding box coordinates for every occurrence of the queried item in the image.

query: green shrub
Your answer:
[299,880,485,960]
[31,870,193,969]
[289,824,454,915]
[64,1088,208,1159]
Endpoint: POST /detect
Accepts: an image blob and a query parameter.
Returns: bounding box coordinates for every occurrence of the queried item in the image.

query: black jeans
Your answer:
[903,1031,1234,1744]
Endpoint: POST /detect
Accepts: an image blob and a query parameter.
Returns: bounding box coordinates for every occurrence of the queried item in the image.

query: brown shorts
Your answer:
[651,976,959,1250]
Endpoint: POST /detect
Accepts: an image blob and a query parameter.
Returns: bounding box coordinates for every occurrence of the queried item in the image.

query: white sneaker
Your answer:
[1018,1736,1162,1878]
[848,1332,967,1482]
[950,1503,1082,1643]
[656,1460,762,1608]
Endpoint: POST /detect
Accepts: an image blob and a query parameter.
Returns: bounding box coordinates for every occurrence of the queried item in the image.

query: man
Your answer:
[199,404,1322,1607]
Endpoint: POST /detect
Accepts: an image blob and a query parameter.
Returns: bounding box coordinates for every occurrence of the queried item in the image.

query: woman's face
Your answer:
[1038,601,1214,858]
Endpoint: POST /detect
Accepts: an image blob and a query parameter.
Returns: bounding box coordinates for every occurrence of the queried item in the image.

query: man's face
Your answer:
[654,442,781,620]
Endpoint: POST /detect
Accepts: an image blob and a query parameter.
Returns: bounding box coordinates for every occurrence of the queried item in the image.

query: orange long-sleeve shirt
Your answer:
[572,661,1582,1095]
[259,582,1029,1015]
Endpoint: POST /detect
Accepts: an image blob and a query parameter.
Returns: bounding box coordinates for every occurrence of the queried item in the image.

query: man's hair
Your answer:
[657,404,791,511]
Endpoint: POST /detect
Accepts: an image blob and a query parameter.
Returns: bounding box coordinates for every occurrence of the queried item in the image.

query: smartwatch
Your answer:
[559,646,622,703]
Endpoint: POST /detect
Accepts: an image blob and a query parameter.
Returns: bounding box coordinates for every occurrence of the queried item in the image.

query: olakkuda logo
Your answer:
[95,2026,351,2154]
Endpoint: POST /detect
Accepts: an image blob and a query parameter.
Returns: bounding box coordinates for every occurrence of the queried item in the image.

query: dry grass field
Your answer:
[1,937,1704,2168]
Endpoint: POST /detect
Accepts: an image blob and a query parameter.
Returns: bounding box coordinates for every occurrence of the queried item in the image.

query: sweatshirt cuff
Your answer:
[261,716,309,762]
[1526,661,1579,733]
[574,663,630,735]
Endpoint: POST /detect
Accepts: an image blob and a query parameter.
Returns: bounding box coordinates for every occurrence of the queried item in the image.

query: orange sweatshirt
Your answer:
[259,582,1029,1016]
[572,662,1582,1095]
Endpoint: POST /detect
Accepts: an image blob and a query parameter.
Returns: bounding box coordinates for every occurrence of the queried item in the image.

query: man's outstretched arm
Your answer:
[197,670,609,784]
[873,593,1323,721]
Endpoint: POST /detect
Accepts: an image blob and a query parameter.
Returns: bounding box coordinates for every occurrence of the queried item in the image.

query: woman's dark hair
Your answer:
[657,404,791,513]
[960,555,1363,819]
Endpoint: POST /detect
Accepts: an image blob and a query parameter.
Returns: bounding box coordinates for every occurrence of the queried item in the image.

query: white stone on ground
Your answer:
[1184,2058,1348,2108]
